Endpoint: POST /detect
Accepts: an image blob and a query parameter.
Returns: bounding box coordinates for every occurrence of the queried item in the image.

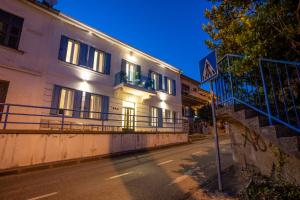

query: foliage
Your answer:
[203,0,300,63]
[241,173,300,200]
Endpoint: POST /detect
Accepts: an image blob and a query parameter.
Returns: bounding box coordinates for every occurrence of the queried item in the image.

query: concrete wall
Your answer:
[0,131,188,171]
[227,122,300,185]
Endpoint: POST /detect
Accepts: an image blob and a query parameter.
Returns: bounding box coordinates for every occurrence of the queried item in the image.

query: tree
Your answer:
[203,0,300,62]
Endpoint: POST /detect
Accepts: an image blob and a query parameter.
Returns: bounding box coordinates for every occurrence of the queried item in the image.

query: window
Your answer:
[65,39,80,65]
[165,109,173,123]
[59,88,74,116]
[0,9,23,49]
[89,94,101,119]
[182,84,190,95]
[151,107,158,127]
[126,61,138,82]
[93,50,105,73]
[167,78,173,95]
[151,72,159,90]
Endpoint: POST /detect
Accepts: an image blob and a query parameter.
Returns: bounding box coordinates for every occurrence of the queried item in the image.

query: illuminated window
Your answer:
[59,88,74,116]
[93,50,105,73]
[89,94,101,119]
[167,78,173,95]
[126,62,137,82]
[151,72,159,90]
[151,107,158,127]
[65,39,80,65]
[165,110,173,123]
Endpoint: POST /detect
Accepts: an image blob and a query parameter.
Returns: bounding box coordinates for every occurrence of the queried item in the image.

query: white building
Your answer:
[0,0,183,132]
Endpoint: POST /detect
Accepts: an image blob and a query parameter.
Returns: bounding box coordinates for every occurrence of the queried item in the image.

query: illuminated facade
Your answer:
[0,0,182,132]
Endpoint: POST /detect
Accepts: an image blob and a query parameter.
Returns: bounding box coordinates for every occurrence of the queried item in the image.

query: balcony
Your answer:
[114,71,157,97]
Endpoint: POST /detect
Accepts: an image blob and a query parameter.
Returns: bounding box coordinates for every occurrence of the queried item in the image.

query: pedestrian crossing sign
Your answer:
[199,51,218,83]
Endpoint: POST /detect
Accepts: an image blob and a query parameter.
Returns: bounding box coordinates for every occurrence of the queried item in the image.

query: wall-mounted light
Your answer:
[127,51,137,63]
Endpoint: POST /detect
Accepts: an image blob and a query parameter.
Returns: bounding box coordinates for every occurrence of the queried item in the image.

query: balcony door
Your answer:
[122,107,135,131]
[126,62,137,83]
[0,81,9,121]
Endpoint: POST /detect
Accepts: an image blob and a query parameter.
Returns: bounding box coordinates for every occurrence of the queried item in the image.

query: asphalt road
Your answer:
[0,136,233,200]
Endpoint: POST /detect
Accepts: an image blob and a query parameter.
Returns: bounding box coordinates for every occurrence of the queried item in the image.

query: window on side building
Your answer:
[0,9,24,49]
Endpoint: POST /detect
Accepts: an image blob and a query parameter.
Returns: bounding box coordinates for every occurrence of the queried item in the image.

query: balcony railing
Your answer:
[214,54,300,133]
[0,103,186,133]
[114,71,155,92]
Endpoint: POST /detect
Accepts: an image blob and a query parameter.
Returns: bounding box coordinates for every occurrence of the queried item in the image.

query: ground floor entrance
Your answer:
[122,107,135,131]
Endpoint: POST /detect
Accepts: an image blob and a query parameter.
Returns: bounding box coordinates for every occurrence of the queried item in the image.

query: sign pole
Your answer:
[210,80,223,191]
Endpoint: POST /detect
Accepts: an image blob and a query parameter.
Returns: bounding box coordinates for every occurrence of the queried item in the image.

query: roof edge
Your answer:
[23,0,181,74]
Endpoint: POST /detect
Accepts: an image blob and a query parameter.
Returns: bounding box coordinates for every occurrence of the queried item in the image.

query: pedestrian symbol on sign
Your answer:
[202,59,216,82]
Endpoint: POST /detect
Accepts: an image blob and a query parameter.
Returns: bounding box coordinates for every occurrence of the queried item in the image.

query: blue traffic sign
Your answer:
[199,51,218,83]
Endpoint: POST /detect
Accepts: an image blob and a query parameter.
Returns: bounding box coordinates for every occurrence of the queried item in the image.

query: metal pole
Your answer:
[3,105,10,130]
[210,81,223,191]
[61,109,65,130]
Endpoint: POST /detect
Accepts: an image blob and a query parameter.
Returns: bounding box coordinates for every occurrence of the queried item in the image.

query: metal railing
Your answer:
[0,103,185,133]
[114,71,155,92]
[214,54,300,133]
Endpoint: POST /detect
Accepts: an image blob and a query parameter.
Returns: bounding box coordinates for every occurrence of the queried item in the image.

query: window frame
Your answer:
[92,49,105,73]
[89,93,102,119]
[65,39,80,65]
[58,87,75,117]
[0,9,24,50]
[150,107,158,127]
[151,71,159,90]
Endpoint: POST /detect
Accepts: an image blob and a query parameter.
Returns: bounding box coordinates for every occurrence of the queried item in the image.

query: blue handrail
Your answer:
[215,54,300,133]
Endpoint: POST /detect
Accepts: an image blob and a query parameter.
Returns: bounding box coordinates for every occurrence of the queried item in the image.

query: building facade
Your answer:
[181,74,210,133]
[0,0,183,132]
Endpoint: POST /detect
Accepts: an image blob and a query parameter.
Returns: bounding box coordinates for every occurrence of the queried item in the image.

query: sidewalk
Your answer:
[187,165,245,200]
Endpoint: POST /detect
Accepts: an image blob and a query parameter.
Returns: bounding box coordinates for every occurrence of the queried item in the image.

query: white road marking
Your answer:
[157,160,174,166]
[106,172,133,180]
[27,192,58,200]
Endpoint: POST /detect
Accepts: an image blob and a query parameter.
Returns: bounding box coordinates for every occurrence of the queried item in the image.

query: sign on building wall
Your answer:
[199,51,218,83]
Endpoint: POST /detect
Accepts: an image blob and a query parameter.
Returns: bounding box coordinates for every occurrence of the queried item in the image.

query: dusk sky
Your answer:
[56,0,213,88]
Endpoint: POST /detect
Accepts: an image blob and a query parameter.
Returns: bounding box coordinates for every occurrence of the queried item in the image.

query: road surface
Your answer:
[0,136,233,200]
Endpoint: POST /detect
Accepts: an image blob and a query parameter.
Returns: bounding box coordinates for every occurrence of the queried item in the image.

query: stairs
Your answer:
[217,104,300,157]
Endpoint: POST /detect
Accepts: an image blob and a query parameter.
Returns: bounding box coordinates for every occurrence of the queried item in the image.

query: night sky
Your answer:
[55,0,213,89]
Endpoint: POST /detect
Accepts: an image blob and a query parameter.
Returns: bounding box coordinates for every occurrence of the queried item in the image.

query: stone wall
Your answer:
[227,122,300,185]
[0,131,188,171]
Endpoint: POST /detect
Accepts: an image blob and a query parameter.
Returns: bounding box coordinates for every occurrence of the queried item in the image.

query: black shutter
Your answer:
[172,79,176,96]
[158,74,163,90]
[50,85,61,115]
[164,77,168,92]
[87,47,95,69]
[58,35,68,61]
[83,93,91,118]
[72,90,82,118]
[136,65,141,80]
[78,43,88,66]
[158,108,163,128]
[101,96,109,120]
[104,53,111,74]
